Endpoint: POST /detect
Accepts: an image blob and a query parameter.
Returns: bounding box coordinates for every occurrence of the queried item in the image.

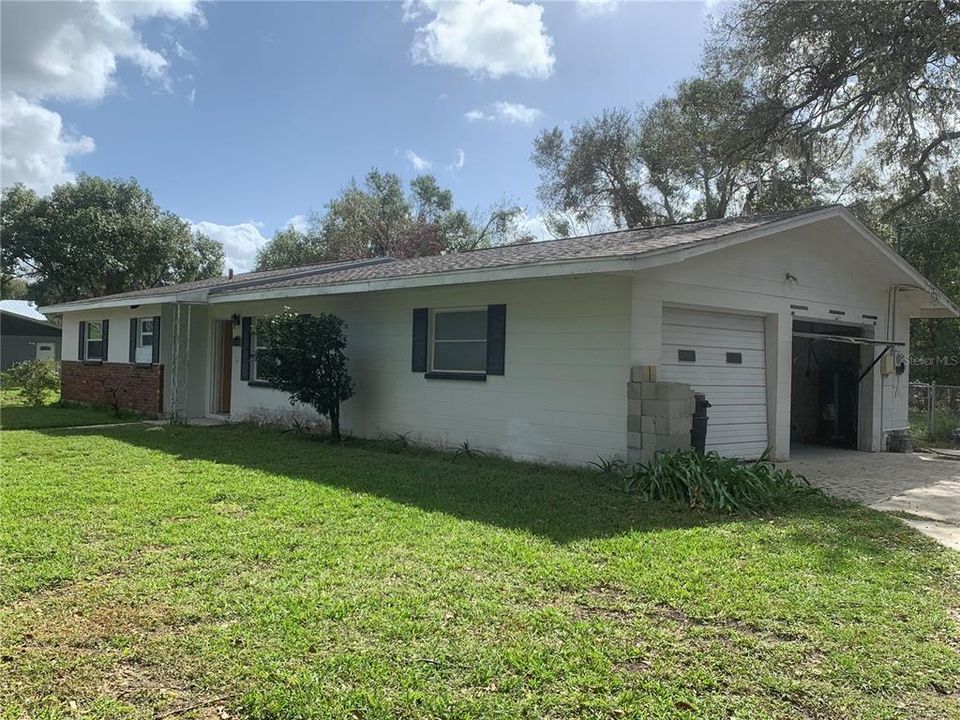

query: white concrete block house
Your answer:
[42,207,957,465]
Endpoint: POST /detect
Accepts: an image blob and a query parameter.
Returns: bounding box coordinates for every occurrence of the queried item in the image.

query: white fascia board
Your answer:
[40,290,209,314]
[833,207,959,317]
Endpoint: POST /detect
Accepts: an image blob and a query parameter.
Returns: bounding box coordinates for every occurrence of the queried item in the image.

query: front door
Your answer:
[35,343,55,361]
[215,321,233,414]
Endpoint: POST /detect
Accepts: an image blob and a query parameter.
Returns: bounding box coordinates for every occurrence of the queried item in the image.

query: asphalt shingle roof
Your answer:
[44,208,820,308]
[213,209,814,296]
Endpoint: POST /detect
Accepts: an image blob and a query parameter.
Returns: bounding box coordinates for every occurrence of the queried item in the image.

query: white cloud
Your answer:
[284,214,309,233]
[406,149,432,171]
[187,88,196,105]
[0,93,95,193]
[464,101,542,125]
[575,0,621,17]
[0,1,201,192]
[190,220,268,274]
[405,0,554,79]
[446,148,466,172]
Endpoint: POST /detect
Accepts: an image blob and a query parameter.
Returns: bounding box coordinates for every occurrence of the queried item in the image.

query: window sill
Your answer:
[247,379,274,388]
[82,360,103,366]
[424,371,486,382]
[133,362,155,369]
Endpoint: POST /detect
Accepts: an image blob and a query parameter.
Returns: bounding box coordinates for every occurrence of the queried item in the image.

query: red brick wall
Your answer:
[61,361,164,416]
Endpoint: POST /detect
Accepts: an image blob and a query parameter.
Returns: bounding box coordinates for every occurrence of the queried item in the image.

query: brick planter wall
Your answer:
[61,361,164,416]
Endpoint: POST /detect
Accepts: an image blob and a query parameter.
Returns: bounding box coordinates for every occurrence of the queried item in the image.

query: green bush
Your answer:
[634,450,812,513]
[1,360,60,406]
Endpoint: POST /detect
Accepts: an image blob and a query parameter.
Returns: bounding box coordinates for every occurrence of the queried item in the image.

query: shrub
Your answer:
[1,360,60,405]
[633,450,811,513]
[254,310,354,442]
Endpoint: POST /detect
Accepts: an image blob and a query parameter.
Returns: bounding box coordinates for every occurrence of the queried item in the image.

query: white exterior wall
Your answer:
[59,303,206,417]
[210,275,632,465]
[52,216,931,464]
[61,304,168,364]
[631,219,915,458]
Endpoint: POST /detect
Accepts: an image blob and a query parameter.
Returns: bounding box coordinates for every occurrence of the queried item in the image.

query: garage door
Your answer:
[660,307,769,458]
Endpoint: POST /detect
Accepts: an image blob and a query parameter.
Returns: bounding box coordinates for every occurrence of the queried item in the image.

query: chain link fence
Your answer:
[909,382,960,448]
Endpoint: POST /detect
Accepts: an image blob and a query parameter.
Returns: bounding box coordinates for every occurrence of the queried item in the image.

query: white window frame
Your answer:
[85,320,103,361]
[137,317,154,350]
[251,320,269,382]
[430,307,488,374]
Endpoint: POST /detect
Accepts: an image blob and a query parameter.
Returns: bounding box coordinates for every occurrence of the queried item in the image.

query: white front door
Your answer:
[660,307,768,458]
[35,343,56,361]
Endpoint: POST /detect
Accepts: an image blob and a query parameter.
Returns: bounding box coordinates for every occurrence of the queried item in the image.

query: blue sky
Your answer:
[2,1,717,270]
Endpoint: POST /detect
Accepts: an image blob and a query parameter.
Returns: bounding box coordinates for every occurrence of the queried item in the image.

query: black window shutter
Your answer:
[78,321,86,361]
[129,318,138,362]
[411,308,428,372]
[101,319,109,361]
[240,316,252,381]
[486,304,506,375]
[152,315,161,364]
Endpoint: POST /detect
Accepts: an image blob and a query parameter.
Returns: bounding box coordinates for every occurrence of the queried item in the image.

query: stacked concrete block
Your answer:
[626,366,694,464]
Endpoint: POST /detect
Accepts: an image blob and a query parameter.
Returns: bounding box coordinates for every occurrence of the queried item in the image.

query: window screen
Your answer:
[432,309,487,373]
[138,318,154,347]
[85,321,103,360]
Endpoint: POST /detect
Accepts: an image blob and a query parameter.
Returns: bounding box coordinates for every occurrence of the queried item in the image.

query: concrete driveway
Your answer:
[785,445,960,550]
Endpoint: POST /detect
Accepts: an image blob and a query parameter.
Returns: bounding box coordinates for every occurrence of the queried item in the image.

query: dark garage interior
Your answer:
[790,320,863,449]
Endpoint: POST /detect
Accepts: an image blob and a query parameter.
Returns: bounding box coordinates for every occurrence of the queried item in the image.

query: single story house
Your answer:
[41,206,957,465]
[0,300,61,369]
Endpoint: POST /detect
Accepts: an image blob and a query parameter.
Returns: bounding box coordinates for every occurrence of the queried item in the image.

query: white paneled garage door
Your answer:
[660,307,769,458]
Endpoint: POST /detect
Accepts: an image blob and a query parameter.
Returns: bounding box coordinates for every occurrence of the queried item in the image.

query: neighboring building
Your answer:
[41,207,957,464]
[0,300,62,370]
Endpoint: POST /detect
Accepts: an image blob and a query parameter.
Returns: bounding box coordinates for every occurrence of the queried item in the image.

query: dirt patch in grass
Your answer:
[1,552,237,718]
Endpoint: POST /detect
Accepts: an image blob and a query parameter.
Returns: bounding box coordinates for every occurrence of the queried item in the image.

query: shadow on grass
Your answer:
[34,423,920,552]
[0,402,137,431]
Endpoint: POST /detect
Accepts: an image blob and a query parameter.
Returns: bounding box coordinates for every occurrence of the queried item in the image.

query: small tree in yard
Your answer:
[254,310,354,441]
[1,360,60,405]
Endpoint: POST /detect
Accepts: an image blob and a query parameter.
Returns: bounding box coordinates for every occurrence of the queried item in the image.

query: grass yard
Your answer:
[2,419,959,719]
[0,389,138,430]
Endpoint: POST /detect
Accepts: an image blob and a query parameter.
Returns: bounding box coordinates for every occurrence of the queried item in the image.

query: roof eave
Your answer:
[209,207,845,304]
[40,289,209,314]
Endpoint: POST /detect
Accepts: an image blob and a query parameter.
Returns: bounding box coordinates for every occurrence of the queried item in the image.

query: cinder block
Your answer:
[627,382,643,399]
[653,415,691,435]
[630,365,657,383]
[641,432,657,449]
[659,382,693,401]
[644,398,693,418]
[641,416,655,433]
[627,413,643,433]
[638,447,656,465]
[627,431,643,449]
[640,382,659,400]
[627,397,642,417]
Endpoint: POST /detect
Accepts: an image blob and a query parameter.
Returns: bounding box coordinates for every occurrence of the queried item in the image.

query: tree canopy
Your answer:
[709,0,960,221]
[531,76,828,231]
[1,175,223,305]
[255,170,528,271]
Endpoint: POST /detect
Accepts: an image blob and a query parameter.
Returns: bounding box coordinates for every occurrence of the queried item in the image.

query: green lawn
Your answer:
[0,389,139,430]
[2,417,959,719]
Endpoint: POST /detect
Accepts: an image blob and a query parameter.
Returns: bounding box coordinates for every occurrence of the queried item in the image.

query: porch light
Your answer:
[231,313,241,326]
